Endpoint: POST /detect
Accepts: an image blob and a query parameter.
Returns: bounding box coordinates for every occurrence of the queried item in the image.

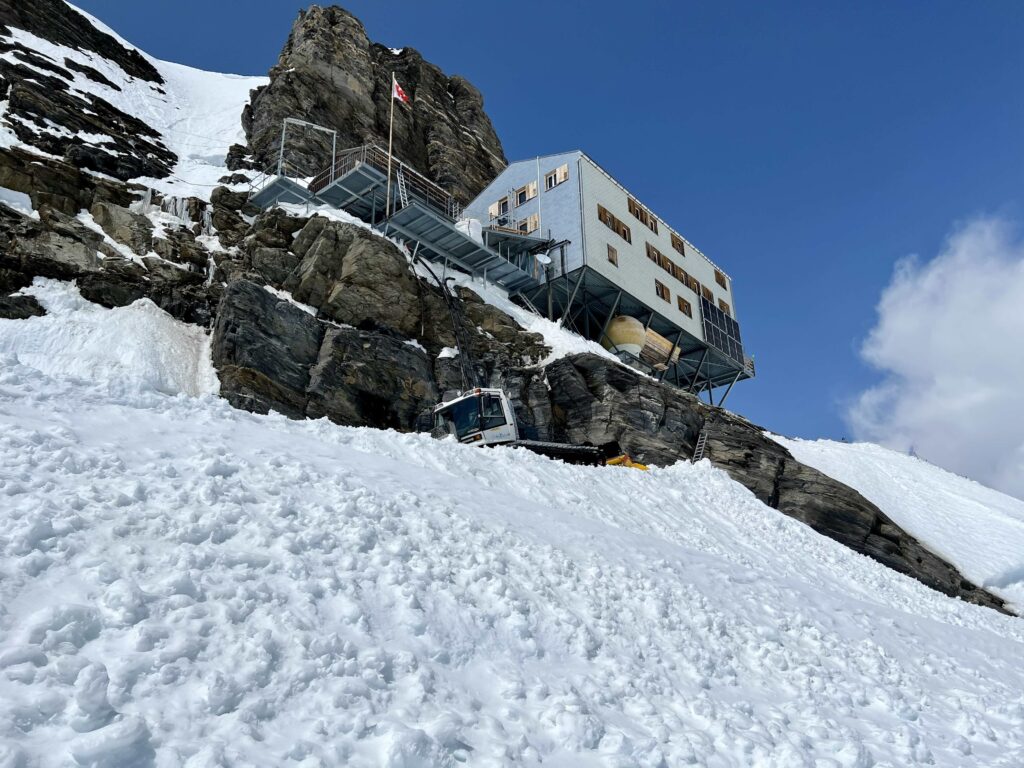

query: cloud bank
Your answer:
[848,215,1024,500]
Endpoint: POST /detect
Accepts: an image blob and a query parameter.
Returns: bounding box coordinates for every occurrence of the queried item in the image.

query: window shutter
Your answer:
[528,213,540,232]
[557,164,569,183]
[527,181,538,199]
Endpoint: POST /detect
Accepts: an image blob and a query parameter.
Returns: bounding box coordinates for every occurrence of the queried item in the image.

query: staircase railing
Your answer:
[307,143,460,219]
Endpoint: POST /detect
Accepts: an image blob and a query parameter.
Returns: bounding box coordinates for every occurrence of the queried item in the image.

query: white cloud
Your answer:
[848,215,1024,500]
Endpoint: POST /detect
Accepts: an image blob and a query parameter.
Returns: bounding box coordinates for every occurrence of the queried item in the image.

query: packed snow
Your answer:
[1,283,1023,767]
[772,435,1024,612]
[0,7,266,200]
[0,279,218,397]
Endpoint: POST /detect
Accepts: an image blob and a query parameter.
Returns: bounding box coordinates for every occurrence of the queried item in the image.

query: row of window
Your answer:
[644,241,729,302]
[599,204,728,289]
[487,164,570,220]
[628,197,658,234]
[606,242,731,319]
[597,204,632,243]
[628,198,693,262]
[654,278,731,317]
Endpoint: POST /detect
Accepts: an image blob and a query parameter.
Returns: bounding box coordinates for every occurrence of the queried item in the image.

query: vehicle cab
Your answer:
[432,388,519,446]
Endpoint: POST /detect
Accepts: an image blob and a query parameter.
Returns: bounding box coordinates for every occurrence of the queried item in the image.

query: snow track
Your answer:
[1,286,1023,766]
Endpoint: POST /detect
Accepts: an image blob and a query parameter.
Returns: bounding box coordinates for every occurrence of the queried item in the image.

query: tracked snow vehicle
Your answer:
[410,248,645,468]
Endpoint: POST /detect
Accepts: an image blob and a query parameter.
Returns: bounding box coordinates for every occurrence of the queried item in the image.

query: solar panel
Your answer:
[700,297,745,364]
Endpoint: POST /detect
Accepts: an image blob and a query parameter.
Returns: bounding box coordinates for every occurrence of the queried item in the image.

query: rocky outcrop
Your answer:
[0,0,175,180]
[0,147,135,216]
[210,211,541,430]
[0,0,162,83]
[243,5,506,203]
[0,153,217,325]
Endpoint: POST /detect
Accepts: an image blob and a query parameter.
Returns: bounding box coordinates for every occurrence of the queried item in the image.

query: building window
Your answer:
[645,241,658,263]
[671,232,686,256]
[678,296,692,317]
[701,285,714,303]
[672,264,686,283]
[655,280,670,302]
[687,275,700,294]
[715,269,728,289]
[597,204,632,243]
[718,298,731,316]
[488,197,509,220]
[628,197,659,234]
[607,243,618,266]
[518,213,540,234]
[514,181,538,207]
[545,164,569,190]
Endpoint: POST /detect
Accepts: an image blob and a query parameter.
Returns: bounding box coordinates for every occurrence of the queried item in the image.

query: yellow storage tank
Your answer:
[601,315,681,368]
[601,315,646,357]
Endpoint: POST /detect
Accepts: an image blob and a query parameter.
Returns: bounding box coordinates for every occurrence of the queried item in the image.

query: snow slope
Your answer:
[0,4,266,199]
[1,285,1023,767]
[772,435,1024,613]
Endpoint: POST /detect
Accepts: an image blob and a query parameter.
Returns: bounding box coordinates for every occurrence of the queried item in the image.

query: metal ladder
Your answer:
[396,166,410,210]
[691,426,709,463]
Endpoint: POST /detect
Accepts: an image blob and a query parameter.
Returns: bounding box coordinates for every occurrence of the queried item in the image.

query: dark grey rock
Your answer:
[90,201,153,256]
[284,217,421,336]
[0,0,162,83]
[306,327,438,429]
[0,293,43,319]
[244,5,506,204]
[211,279,325,418]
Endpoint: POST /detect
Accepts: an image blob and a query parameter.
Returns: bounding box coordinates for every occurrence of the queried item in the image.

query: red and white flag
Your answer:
[392,75,410,104]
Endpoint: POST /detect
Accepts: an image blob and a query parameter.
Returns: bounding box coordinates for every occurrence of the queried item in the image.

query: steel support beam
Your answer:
[558,271,585,328]
[597,290,623,348]
[688,348,709,393]
[717,369,743,408]
[659,330,683,382]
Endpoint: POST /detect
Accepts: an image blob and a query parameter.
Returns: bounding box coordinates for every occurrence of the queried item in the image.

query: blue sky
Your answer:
[76,0,1024,442]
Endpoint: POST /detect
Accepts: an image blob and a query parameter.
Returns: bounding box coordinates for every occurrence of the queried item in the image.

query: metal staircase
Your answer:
[691,425,709,463]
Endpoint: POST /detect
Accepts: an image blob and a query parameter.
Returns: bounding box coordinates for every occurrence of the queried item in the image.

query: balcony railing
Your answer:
[308,144,461,219]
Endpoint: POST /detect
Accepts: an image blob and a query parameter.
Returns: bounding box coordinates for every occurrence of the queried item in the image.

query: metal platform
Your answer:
[248,144,546,295]
[519,264,754,401]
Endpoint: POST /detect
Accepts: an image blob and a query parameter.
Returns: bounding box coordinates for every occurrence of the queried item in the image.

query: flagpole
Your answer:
[385,72,395,219]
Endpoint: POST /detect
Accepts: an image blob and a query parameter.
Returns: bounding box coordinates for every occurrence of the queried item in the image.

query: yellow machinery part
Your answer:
[606,454,649,471]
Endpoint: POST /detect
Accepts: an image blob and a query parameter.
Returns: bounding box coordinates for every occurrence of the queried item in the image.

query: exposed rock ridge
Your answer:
[0,0,162,83]
[242,5,506,203]
[0,0,176,179]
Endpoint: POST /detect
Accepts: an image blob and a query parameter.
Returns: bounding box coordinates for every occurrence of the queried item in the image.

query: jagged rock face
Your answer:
[0,0,176,180]
[0,152,216,325]
[210,278,440,428]
[244,4,506,203]
[211,212,545,427]
[0,0,161,83]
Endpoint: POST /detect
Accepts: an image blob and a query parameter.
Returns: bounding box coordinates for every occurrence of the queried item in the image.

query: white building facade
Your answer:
[464,151,753,398]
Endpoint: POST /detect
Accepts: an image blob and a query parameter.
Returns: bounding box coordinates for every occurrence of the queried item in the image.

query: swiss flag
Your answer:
[392,76,410,104]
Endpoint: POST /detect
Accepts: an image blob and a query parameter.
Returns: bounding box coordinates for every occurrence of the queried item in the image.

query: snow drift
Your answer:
[773,435,1024,611]
[1,285,1023,767]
